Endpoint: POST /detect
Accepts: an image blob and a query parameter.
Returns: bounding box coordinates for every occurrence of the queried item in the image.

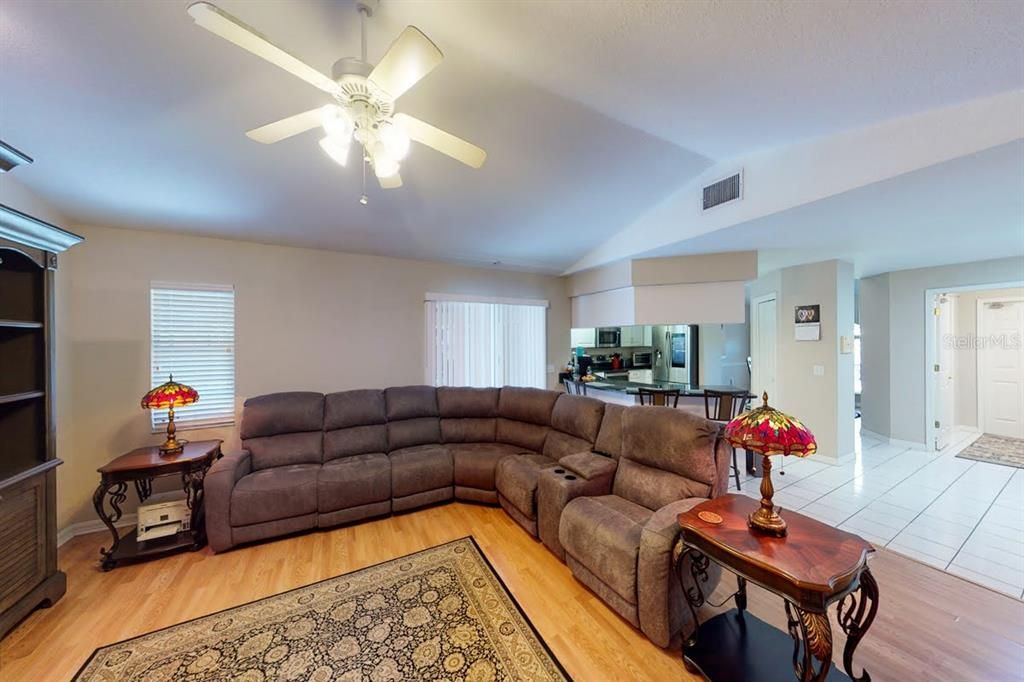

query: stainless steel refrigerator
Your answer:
[652,324,699,385]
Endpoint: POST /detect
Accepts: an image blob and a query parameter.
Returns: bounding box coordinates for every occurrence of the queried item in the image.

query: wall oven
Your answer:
[596,327,621,348]
[632,351,653,367]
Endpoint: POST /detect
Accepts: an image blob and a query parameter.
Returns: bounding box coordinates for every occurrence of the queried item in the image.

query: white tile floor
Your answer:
[727,423,1024,599]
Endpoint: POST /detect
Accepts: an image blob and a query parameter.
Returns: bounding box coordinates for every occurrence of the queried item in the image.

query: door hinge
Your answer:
[934,364,941,372]
[934,420,941,428]
[933,307,940,316]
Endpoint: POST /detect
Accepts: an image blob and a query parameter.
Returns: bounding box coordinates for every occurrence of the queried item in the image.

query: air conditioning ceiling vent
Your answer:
[702,171,742,211]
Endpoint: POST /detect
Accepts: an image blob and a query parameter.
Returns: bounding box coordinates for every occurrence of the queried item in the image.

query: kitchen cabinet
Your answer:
[620,326,653,347]
[570,328,596,348]
[628,369,654,383]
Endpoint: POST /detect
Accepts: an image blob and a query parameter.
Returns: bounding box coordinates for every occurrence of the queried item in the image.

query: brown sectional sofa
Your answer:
[204,384,731,648]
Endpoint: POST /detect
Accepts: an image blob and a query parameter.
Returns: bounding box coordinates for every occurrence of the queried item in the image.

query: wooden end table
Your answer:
[675,494,878,682]
[92,440,222,570]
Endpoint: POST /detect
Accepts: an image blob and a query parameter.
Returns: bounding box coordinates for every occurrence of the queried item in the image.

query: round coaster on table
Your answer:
[698,511,723,524]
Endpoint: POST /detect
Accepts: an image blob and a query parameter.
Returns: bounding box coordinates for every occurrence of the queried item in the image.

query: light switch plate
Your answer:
[840,336,853,354]
[813,365,825,376]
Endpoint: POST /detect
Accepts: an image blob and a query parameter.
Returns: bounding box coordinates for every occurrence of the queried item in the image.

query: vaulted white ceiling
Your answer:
[1,0,1021,274]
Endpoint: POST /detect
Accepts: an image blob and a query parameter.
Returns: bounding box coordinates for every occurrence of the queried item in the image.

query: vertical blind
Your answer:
[150,283,236,429]
[425,297,547,389]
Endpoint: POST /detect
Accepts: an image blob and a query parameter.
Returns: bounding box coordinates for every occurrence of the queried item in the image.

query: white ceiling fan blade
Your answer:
[187,2,339,95]
[246,108,323,144]
[368,27,443,100]
[394,114,486,169]
[378,172,403,189]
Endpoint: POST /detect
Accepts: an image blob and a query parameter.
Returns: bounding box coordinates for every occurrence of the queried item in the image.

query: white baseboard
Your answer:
[57,514,137,548]
[859,429,928,451]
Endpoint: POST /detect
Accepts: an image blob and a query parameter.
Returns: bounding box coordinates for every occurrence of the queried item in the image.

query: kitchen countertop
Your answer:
[583,378,751,397]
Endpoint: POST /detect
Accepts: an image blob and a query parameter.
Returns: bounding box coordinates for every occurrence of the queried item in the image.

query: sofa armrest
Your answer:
[558,452,618,481]
[537,465,615,560]
[711,426,732,498]
[204,450,252,553]
[638,497,721,648]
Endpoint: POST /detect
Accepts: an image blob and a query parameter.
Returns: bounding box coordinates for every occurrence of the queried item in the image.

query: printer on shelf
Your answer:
[137,492,191,542]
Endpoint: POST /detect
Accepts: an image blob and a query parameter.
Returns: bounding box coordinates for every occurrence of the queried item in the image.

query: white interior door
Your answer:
[751,296,778,402]
[934,295,956,450]
[979,299,1024,439]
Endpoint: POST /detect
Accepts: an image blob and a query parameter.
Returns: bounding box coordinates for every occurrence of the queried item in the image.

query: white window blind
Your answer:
[425,297,547,389]
[150,283,236,430]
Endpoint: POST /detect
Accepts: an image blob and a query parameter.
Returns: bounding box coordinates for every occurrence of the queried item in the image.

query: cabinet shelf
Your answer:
[0,391,44,405]
[0,319,43,329]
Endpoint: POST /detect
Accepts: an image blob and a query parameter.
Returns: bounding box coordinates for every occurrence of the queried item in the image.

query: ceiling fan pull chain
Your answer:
[360,153,369,206]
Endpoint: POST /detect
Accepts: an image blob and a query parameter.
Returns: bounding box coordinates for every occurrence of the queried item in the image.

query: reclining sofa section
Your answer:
[204,385,731,648]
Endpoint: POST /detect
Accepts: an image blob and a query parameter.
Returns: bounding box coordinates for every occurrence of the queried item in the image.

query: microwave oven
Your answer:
[632,351,652,367]
[596,327,620,347]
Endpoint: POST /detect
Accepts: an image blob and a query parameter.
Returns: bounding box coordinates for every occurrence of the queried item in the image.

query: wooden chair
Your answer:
[637,388,680,408]
[703,389,752,491]
[565,379,587,396]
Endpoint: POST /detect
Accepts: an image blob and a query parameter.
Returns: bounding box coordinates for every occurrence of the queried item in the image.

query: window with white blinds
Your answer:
[425,295,547,389]
[150,283,236,430]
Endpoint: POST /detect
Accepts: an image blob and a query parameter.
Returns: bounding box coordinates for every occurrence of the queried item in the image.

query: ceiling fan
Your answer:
[187,0,486,201]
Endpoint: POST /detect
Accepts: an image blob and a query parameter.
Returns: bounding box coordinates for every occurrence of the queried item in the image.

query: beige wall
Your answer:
[859,274,891,436]
[54,224,570,529]
[860,257,1024,444]
[749,260,856,461]
[953,287,1024,429]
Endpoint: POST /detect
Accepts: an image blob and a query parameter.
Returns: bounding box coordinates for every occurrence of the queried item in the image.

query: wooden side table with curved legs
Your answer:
[92,440,222,571]
[674,494,878,682]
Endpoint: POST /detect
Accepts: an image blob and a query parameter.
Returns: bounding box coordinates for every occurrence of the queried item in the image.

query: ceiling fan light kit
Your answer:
[187,0,486,203]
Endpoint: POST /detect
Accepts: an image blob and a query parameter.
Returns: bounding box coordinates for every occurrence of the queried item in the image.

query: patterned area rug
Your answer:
[73,538,569,681]
[956,433,1024,469]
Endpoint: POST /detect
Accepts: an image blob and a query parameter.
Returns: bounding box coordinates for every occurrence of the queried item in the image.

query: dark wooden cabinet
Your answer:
[0,204,82,639]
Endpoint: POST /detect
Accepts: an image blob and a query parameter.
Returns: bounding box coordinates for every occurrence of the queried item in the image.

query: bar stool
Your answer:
[637,388,680,407]
[703,389,752,491]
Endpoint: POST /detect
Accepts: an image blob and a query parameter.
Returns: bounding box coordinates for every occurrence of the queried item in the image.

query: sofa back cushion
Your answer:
[613,406,719,510]
[324,389,387,461]
[240,392,324,469]
[543,394,606,458]
[498,387,559,424]
[593,404,625,459]
[438,387,498,443]
[385,385,441,450]
[495,387,559,452]
[385,385,439,420]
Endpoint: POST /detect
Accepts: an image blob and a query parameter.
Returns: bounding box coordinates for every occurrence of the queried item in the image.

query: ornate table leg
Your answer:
[838,568,879,681]
[735,575,748,612]
[182,464,209,548]
[785,601,832,682]
[133,477,153,503]
[673,542,711,654]
[92,480,128,571]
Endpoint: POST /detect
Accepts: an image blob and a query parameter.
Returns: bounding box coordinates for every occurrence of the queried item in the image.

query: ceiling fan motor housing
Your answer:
[332,57,395,129]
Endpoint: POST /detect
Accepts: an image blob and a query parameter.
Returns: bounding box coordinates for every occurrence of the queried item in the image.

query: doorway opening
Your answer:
[925,281,1024,451]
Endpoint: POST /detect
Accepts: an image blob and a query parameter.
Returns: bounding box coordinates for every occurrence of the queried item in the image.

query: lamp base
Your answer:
[748,506,788,536]
[158,438,186,457]
[158,408,186,456]
[748,453,788,537]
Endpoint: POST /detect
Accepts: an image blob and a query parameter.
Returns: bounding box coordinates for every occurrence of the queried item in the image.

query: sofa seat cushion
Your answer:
[389,445,453,498]
[318,453,391,513]
[450,443,530,490]
[231,464,319,527]
[560,495,654,604]
[495,453,559,518]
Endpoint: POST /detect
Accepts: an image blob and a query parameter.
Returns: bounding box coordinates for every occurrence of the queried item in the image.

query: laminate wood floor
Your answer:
[2,503,1022,681]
